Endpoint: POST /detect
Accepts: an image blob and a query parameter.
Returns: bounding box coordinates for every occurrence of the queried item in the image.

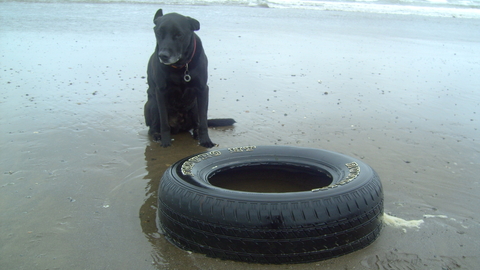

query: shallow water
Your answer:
[1,2,479,269]
[208,163,334,192]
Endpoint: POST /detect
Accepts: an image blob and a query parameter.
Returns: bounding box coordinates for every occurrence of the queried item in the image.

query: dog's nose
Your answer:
[158,52,170,63]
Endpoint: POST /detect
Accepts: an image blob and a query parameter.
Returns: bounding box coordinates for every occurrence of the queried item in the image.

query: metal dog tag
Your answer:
[183,64,191,82]
[184,73,191,82]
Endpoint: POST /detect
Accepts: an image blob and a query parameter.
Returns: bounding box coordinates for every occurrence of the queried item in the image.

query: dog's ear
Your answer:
[188,17,200,31]
[153,9,163,23]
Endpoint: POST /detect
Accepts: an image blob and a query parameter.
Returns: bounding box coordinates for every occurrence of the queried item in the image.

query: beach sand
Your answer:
[1,2,479,269]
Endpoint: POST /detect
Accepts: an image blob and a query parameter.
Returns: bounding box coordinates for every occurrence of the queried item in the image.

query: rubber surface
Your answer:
[158,146,383,264]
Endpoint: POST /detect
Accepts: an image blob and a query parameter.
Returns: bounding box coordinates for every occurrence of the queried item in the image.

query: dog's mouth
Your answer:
[159,57,180,66]
[158,54,181,66]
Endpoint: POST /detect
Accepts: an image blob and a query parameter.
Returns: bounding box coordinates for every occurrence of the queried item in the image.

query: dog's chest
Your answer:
[167,85,197,109]
[167,69,189,85]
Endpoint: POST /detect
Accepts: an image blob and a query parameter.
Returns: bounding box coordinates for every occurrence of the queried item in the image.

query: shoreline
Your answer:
[3,0,480,18]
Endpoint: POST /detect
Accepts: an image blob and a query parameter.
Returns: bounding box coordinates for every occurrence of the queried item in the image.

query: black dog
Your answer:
[144,9,234,148]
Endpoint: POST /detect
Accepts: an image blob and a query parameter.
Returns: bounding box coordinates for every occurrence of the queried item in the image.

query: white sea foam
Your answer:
[423,214,449,218]
[383,213,424,229]
[266,0,480,18]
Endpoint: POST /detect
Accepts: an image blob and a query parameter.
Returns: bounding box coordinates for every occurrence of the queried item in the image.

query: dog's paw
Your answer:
[151,132,162,142]
[151,131,173,147]
[160,132,172,147]
[199,139,216,148]
[161,140,172,147]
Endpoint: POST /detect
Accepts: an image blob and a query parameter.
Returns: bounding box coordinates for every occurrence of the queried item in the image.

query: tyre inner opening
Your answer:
[208,164,333,193]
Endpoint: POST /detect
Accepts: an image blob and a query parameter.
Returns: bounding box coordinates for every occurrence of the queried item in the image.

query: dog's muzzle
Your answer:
[158,51,180,65]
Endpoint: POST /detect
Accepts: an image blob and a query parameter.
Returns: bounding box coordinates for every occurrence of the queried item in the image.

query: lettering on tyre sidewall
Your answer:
[181,150,222,176]
[180,146,256,176]
[227,146,256,153]
[312,161,360,192]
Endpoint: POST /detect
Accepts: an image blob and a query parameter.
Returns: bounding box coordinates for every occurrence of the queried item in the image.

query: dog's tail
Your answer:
[207,118,236,127]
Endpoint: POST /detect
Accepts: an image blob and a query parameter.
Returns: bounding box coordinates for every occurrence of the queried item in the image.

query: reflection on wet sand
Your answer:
[140,133,210,267]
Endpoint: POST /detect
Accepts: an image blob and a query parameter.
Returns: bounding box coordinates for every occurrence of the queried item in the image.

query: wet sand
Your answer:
[1,2,479,269]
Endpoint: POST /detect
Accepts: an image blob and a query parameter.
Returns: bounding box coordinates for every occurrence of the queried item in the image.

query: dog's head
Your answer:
[153,9,200,66]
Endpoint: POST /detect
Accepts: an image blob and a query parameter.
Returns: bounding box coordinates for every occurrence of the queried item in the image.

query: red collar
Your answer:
[172,37,197,69]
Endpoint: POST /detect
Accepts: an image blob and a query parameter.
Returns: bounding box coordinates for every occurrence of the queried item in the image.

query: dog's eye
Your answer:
[174,33,183,39]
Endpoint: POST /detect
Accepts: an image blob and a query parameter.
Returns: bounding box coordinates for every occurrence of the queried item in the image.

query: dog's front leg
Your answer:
[197,85,215,148]
[155,87,172,147]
